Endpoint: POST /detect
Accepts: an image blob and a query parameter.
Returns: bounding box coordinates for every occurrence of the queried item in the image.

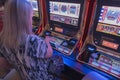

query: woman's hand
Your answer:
[44,36,55,58]
[44,36,55,43]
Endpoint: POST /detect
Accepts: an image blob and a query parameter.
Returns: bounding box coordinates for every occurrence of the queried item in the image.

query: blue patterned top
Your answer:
[0,35,60,80]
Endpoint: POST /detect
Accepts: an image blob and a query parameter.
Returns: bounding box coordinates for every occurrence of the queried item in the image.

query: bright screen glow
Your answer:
[27,0,39,16]
[99,6,120,26]
[96,6,120,37]
[27,0,38,11]
[49,1,81,26]
[102,40,119,50]
[31,1,38,11]
[50,1,80,18]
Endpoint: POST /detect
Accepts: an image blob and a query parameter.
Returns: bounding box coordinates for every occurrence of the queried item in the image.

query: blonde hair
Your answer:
[0,0,33,50]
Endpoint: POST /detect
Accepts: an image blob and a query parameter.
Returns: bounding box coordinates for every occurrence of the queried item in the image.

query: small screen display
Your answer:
[102,40,119,50]
[28,0,39,17]
[49,1,81,26]
[55,27,63,33]
[27,0,40,29]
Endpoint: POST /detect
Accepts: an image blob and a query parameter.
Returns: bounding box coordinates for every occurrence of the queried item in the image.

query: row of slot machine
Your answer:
[27,0,40,32]
[29,0,120,79]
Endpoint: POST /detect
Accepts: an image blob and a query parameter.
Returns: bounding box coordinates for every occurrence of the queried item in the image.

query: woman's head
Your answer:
[0,0,33,49]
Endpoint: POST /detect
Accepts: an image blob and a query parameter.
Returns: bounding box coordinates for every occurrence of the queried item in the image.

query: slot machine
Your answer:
[27,0,40,33]
[43,0,92,57]
[77,0,120,79]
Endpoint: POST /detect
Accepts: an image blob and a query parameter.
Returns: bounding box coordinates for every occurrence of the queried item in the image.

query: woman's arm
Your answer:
[44,36,53,58]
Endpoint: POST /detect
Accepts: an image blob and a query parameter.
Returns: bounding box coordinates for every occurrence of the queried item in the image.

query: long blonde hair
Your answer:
[0,0,33,50]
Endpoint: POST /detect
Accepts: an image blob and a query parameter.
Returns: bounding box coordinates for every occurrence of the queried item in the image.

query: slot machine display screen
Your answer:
[97,6,120,36]
[31,0,39,17]
[27,0,40,28]
[50,1,81,26]
[93,5,120,53]
[27,0,39,17]
[46,0,84,37]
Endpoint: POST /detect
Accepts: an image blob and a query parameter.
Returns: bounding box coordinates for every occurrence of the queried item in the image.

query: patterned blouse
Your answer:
[0,35,60,80]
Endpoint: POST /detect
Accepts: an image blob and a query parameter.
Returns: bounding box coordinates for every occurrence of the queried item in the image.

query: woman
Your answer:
[0,0,60,80]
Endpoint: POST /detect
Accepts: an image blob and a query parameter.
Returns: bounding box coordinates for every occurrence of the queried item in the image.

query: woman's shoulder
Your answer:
[27,34,44,42]
[26,34,45,47]
[26,34,47,58]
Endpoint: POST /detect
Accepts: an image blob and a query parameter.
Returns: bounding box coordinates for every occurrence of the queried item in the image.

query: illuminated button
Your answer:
[118,30,120,34]
[105,59,108,62]
[111,70,120,75]
[91,53,98,59]
[50,41,55,44]
[64,49,70,53]
[63,48,70,53]
[55,45,59,48]
[50,28,53,30]
[112,67,120,71]
[62,41,68,47]
[101,66,109,70]
[102,63,111,68]
[116,28,120,35]
[58,47,63,51]
[112,64,120,70]
[91,62,99,66]
[61,17,65,22]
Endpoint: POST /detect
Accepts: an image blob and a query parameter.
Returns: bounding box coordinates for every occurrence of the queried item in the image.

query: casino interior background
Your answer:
[0,0,120,80]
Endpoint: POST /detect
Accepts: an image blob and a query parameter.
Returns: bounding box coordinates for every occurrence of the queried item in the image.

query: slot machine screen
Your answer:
[97,6,120,36]
[46,0,84,37]
[93,4,120,53]
[50,1,81,26]
[27,0,39,17]
[27,0,40,29]
[31,0,39,17]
